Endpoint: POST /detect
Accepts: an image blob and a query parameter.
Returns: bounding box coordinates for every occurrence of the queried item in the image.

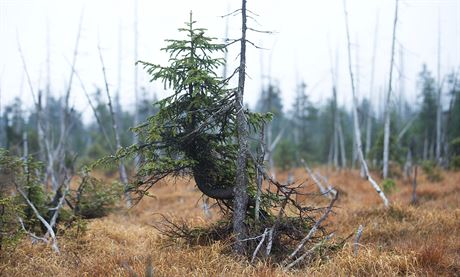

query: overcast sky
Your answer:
[1,0,459,122]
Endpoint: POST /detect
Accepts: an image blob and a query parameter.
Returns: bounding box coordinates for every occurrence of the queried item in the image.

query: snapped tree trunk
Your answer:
[233,0,250,255]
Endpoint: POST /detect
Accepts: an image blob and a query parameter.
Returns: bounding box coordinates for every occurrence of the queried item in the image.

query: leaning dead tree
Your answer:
[383,0,399,179]
[343,0,389,207]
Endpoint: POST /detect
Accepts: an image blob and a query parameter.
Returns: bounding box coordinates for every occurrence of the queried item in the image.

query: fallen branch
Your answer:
[17,217,48,244]
[251,228,268,263]
[316,172,338,199]
[300,159,331,198]
[284,233,334,269]
[17,186,60,253]
[45,173,71,238]
[283,192,338,265]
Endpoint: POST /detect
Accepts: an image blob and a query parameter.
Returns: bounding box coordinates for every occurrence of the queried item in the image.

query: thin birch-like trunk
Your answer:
[435,14,442,164]
[133,0,140,169]
[337,114,347,168]
[98,45,132,208]
[255,125,265,222]
[366,13,379,159]
[383,0,399,179]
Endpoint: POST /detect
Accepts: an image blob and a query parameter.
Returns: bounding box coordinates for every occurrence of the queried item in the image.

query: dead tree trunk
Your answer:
[343,0,389,207]
[366,13,379,159]
[435,15,442,164]
[133,0,141,169]
[233,0,250,255]
[98,45,132,208]
[337,114,347,168]
[383,0,399,179]
[255,125,265,222]
[411,166,418,205]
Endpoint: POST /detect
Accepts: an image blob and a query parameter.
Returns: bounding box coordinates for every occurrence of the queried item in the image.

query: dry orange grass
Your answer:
[2,168,459,276]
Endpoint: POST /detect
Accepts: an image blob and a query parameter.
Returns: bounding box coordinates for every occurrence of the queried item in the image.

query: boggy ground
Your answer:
[2,168,459,276]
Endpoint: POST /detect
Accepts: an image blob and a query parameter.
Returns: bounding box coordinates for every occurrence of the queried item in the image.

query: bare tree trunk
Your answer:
[366,13,379,159]
[98,45,132,208]
[255,125,265,222]
[343,0,389,207]
[332,88,339,169]
[435,14,442,164]
[233,0,250,255]
[22,125,28,160]
[133,0,140,169]
[73,68,114,151]
[352,130,357,169]
[411,166,418,205]
[404,148,413,180]
[267,122,275,179]
[383,0,399,179]
[337,114,347,168]
[17,39,47,180]
[329,49,340,169]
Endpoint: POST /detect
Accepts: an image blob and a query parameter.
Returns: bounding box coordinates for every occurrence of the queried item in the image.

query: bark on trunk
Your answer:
[233,0,250,255]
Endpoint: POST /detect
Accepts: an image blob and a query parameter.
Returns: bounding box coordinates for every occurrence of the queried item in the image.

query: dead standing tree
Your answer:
[343,0,389,207]
[383,0,399,179]
[366,12,379,160]
[97,45,132,207]
[232,0,250,254]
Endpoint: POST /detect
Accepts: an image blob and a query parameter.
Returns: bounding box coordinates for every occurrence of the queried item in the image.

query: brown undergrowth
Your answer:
[2,169,459,276]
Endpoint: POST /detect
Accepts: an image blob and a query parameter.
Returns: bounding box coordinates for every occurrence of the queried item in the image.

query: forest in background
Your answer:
[2,62,460,173]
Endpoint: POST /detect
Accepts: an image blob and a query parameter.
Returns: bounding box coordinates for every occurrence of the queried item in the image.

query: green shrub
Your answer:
[70,176,123,219]
[382,179,396,194]
[0,196,24,252]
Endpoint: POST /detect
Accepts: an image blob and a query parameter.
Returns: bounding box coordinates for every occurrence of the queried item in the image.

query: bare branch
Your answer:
[97,42,132,207]
[17,186,60,253]
[284,233,334,269]
[251,228,268,263]
[247,27,274,34]
[18,217,48,244]
[283,192,338,264]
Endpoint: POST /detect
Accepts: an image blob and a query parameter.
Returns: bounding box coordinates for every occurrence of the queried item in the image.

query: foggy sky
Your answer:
[1,0,459,122]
